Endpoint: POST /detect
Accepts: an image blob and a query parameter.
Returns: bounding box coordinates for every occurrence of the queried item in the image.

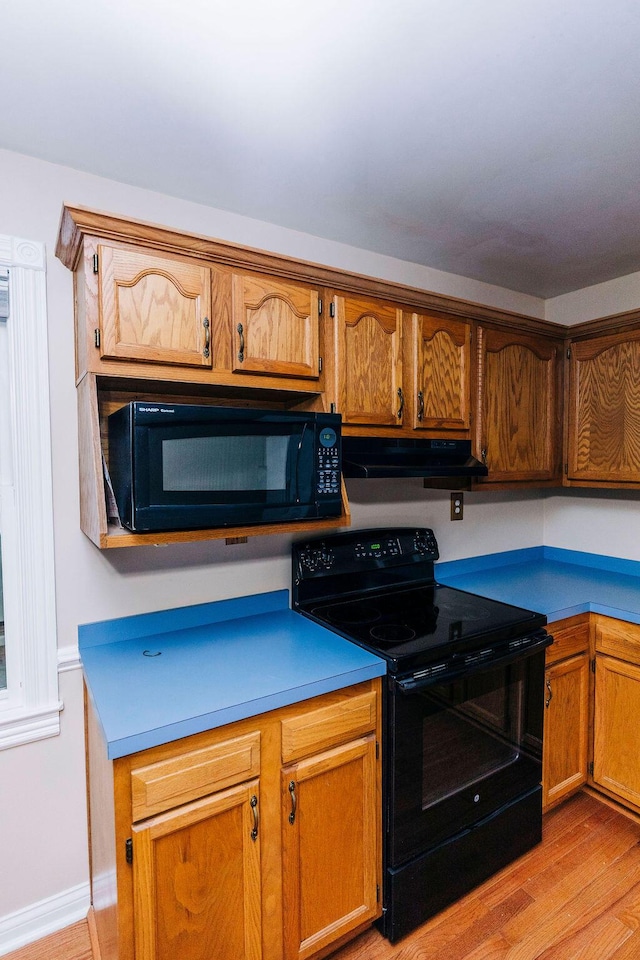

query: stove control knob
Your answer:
[320,548,335,569]
[414,530,438,558]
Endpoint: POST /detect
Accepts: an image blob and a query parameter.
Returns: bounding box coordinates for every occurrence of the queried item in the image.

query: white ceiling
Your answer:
[2,0,640,298]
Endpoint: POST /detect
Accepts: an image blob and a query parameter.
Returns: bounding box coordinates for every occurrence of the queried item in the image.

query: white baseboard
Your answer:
[0,881,90,956]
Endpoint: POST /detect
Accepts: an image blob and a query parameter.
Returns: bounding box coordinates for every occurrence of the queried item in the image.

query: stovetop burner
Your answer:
[321,601,382,626]
[370,623,417,644]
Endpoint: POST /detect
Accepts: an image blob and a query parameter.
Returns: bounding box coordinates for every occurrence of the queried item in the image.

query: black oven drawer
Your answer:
[381,785,542,943]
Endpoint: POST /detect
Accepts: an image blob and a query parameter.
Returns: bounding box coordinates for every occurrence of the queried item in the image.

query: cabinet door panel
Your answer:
[594,655,640,810]
[542,653,589,811]
[477,327,561,482]
[568,332,640,482]
[98,245,212,369]
[334,295,403,427]
[133,780,262,960]
[232,272,320,379]
[413,313,471,432]
[281,736,379,960]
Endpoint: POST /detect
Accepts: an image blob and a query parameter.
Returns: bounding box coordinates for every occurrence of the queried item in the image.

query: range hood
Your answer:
[341,437,488,479]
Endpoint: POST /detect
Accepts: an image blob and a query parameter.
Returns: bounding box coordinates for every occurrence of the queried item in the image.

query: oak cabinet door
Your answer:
[476,327,562,482]
[567,331,640,482]
[542,653,589,811]
[332,294,403,427]
[97,244,213,370]
[593,655,640,811]
[231,271,321,380]
[132,780,262,960]
[281,735,380,960]
[412,313,472,433]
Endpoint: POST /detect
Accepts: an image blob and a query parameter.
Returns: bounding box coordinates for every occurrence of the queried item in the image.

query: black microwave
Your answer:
[107,403,342,532]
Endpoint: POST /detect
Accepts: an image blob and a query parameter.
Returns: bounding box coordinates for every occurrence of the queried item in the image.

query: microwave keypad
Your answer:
[317,444,340,495]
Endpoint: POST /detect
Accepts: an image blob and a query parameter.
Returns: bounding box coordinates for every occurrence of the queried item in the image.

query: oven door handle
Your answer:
[394,633,553,694]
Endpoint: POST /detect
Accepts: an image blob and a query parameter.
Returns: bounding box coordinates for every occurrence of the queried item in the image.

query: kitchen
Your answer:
[3,3,640,959]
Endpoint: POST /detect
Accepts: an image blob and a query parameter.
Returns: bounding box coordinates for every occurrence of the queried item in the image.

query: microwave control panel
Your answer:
[317,426,340,496]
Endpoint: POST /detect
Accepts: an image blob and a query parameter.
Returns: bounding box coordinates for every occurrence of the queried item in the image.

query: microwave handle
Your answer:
[293,422,309,504]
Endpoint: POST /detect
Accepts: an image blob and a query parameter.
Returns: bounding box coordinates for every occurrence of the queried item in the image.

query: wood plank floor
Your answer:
[335,792,640,960]
[5,792,640,960]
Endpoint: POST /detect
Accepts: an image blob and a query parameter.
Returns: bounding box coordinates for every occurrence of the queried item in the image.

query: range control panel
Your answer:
[294,527,439,579]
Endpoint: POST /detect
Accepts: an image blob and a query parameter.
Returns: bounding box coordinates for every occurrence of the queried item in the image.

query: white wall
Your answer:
[543,489,640,561]
[0,146,636,951]
[546,270,640,325]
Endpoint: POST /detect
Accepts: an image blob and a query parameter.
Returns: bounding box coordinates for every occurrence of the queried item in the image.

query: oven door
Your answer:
[386,646,545,868]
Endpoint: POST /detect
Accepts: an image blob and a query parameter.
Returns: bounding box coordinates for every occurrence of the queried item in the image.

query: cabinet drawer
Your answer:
[281,691,377,763]
[594,616,640,666]
[546,616,590,665]
[130,731,260,821]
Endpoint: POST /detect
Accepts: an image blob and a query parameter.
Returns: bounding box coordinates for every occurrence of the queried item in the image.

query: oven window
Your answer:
[388,652,545,867]
[421,668,525,809]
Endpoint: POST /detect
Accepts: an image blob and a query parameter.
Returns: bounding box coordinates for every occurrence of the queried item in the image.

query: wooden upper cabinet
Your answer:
[567,329,640,484]
[96,243,213,371]
[476,326,563,483]
[231,271,321,380]
[411,313,472,433]
[332,294,403,428]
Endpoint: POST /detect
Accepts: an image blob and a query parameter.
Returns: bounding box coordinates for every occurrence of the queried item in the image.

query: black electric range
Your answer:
[292,526,552,942]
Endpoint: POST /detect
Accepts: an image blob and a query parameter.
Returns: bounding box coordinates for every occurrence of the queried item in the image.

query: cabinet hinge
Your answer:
[125,838,133,865]
[318,298,323,315]
[94,328,101,348]
[376,884,380,903]
[329,302,335,318]
[330,402,337,414]
[566,347,571,359]
[92,253,99,274]
[591,657,596,674]
[564,462,568,475]
[589,760,594,776]
[376,741,380,760]
[318,356,323,373]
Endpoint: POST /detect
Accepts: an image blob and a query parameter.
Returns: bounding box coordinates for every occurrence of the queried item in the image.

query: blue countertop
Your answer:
[81,547,640,760]
[436,546,640,625]
[79,589,386,760]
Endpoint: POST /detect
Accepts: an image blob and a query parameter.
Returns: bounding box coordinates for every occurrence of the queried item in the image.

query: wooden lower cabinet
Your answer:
[543,613,640,819]
[593,616,640,813]
[542,616,590,812]
[86,679,381,960]
[281,736,378,960]
[132,781,263,960]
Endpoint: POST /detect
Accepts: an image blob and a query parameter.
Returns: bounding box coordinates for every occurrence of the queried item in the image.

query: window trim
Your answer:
[0,234,61,748]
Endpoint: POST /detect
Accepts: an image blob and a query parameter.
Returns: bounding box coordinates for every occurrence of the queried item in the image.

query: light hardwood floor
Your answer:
[5,792,640,960]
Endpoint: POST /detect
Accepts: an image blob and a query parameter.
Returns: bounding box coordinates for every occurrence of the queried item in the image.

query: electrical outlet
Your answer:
[450,492,464,520]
